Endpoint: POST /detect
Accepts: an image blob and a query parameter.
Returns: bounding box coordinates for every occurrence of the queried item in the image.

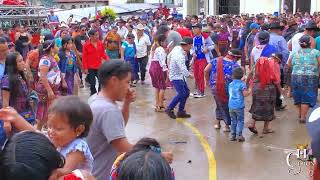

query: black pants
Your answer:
[137,56,148,81]
[88,69,100,95]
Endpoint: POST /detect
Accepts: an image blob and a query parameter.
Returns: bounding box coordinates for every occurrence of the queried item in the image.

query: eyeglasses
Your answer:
[81,29,86,31]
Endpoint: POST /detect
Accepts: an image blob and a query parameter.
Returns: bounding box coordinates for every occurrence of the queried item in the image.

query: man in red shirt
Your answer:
[83,29,109,95]
[176,22,193,38]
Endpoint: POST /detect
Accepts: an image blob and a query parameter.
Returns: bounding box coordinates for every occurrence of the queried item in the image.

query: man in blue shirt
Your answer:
[48,10,59,23]
[268,22,289,110]
[191,23,213,98]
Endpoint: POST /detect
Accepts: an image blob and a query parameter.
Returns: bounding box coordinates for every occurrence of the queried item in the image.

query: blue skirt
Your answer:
[291,75,318,107]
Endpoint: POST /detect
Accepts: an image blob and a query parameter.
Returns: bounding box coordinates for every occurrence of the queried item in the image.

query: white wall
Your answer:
[240,0,280,14]
[311,0,320,14]
[57,2,106,10]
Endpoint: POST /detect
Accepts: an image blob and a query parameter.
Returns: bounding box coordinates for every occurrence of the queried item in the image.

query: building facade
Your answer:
[53,0,108,9]
[114,0,182,6]
[183,0,320,16]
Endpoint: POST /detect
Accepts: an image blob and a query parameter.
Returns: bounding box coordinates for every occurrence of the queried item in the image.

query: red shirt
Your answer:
[9,30,16,43]
[82,40,109,70]
[176,28,193,38]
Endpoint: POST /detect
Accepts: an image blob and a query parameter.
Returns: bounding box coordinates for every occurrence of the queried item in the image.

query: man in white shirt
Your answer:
[117,19,128,41]
[166,37,193,119]
[135,23,151,84]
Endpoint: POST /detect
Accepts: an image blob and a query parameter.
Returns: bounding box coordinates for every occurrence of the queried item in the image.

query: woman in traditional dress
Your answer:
[216,26,231,57]
[204,49,242,131]
[35,40,62,130]
[247,55,280,134]
[287,35,320,123]
[104,25,121,59]
[149,34,168,112]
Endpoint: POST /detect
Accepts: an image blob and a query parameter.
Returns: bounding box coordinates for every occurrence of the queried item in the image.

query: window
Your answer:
[60,5,66,9]
[80,5,82,8]
[84,5,86,7]
[71,5,76,9]
[87,4,90,7]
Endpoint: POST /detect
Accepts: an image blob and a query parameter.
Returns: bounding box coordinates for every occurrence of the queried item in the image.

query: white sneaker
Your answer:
[194,93,206,98]
[190,92,199,97]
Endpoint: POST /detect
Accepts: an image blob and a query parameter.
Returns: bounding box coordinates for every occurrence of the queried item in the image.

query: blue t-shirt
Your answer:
[228,79,247,109]
[121,41,136,59]
[193,36,206,59]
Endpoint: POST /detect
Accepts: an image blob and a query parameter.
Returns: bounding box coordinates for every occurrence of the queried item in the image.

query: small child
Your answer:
[120,33,139,86]
[228,68,251,142]
[47,96,93,172]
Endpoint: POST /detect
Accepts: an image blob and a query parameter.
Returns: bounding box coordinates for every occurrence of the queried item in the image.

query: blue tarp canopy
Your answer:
[55,3,158,22]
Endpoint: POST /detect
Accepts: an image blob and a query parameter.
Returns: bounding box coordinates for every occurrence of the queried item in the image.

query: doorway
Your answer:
[284,0,311,13]
[218,0,240,15]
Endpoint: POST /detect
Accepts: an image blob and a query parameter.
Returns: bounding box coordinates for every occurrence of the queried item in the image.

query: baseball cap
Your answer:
[250,23,260,30]
[192,23,202,29]
[180,37,193,45]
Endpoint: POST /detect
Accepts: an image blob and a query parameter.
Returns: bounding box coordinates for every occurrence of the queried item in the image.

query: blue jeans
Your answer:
[167,80,190,112]
[229,108,245,136]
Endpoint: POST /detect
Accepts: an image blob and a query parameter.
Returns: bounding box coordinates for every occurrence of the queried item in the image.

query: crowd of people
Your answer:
[0,4,320,180]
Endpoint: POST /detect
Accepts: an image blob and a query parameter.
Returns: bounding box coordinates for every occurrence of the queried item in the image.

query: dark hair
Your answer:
[156,25,170,36]
[59,36,73,58]
[117,151,172,180]
[40,40,56,55]
[123,137,161,161]
[48,96,93,138]
[0,131,65,180]
[232,67,244,80]
[0,37,7,44]
[156,34,167,46]
[192,15,198,20]
[4,52,26,103]
[98,60,131,87]
[88,29,97,36]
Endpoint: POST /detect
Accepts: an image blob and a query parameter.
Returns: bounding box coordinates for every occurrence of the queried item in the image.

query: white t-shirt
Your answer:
[117,26,128,39]
[251,45,266,63]
[290,32,304,53]
[135,35,151,58]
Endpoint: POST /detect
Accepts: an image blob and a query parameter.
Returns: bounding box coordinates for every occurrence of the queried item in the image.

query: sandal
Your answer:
[262,129,275,134]
[248,126,258,134]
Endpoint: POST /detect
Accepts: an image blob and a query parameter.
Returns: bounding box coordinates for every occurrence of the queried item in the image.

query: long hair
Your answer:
[59,36,72,59]
[4,52,26,103]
